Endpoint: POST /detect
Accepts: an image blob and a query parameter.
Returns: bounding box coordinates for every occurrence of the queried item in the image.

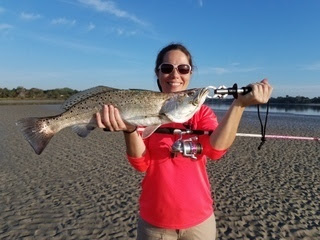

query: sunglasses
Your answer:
[158,63,192,75]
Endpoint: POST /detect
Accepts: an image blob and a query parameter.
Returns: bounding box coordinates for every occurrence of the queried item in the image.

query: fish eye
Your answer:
[188,92,195,97]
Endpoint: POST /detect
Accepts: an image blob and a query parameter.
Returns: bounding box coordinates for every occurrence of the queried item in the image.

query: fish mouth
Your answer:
[192,88,209,105]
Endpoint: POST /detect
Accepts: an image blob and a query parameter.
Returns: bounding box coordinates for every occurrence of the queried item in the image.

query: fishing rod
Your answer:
[236,133,320,142]
[148,128,320,142]
[147,128,319,159]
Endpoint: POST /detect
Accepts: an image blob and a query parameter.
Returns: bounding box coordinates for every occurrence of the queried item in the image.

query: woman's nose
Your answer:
[171,68,180,77]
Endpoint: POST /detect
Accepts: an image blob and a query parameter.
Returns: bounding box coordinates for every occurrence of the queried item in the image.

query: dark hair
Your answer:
[155,43,194,92]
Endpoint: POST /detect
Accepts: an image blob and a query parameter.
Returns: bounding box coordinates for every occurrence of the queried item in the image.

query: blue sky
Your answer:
[0,0,319,97]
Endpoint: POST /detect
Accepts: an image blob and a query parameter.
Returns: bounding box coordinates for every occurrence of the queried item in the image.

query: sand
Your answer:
[0,104,319,239]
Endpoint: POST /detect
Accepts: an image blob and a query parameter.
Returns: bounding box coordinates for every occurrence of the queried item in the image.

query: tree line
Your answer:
[269,95,320,104]
[1,86,320,104]
[0,87,79,100]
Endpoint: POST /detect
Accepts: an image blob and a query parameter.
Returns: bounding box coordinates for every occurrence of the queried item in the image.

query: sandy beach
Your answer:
[1,104,319,239]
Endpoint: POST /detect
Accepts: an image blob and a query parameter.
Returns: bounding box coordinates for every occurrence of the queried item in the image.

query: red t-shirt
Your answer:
[127,105,227,229]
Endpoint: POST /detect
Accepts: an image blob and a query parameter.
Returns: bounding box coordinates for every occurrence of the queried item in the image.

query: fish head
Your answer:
[162,87,209,123]
[190,87,210,106]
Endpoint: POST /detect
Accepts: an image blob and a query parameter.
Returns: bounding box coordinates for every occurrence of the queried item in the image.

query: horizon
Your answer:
[1,0,320,98]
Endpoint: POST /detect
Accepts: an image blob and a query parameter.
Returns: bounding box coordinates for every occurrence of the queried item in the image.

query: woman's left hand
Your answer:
[236,78,273,107]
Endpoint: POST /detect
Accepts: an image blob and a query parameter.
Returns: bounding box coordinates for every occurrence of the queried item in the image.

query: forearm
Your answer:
[210,100,245,150]
[124,130,146,158]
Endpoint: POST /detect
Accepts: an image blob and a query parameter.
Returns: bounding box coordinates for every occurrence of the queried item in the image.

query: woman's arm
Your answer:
[210,79,273,150]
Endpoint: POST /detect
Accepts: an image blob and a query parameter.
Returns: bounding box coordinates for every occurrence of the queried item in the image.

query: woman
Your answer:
[96,43,273,240]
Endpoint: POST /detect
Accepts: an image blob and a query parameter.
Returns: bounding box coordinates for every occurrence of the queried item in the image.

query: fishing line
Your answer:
[257,101,270,150]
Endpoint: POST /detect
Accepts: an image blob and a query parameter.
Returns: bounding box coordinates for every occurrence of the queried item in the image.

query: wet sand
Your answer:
[0,104,319,239]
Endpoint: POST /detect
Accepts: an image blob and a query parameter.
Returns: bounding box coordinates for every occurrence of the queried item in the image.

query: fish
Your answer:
[16,86,209,155]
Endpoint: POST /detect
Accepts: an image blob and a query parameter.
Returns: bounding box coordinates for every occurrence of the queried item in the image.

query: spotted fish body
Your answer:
[17,86,209,155]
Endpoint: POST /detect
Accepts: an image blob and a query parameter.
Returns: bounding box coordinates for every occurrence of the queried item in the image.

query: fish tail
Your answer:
[16,117,55,155]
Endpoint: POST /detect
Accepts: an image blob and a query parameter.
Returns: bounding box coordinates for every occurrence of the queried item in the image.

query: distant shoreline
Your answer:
[0,99,64,105]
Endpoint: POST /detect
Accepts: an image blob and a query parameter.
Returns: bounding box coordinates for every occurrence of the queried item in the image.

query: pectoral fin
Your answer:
[142,125,161,139]
[72,124,95,137]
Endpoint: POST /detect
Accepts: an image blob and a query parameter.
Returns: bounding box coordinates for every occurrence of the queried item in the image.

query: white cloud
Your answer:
[198,0,203,7]
[87,22,95,31]
[20,12,42,20]
[51,17,76,26]
[211,67,229,75]
[236,67,261,73]
[0,23,13,31]
[302,62,320,71]
[202,64,260,75]
[78,0,147,26]
[0,6,5,14]
[114,27,137,36]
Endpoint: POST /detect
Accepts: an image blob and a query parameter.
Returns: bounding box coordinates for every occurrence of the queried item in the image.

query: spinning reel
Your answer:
[170,129,203,159]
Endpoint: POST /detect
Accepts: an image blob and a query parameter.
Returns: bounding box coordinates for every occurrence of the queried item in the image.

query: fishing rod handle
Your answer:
[230,83,252,99]
[206,83,252,99]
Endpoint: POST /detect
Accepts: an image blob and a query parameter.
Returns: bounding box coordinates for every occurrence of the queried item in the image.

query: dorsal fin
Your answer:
[61,86,116,110]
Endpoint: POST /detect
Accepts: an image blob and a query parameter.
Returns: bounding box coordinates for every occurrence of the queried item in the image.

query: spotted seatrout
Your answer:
[16,86,209,155]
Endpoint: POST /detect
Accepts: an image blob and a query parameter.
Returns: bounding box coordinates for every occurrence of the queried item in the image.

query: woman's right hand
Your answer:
[96,105,146,158]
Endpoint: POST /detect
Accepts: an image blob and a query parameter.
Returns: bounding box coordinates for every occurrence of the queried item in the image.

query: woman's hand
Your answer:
[96,105,136,132]
[210,79,273,150]
[236,78,273,107]
[96,105,146,158]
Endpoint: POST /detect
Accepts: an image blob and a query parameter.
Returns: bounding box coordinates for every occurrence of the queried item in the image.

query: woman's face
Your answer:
[157,50,192,93]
